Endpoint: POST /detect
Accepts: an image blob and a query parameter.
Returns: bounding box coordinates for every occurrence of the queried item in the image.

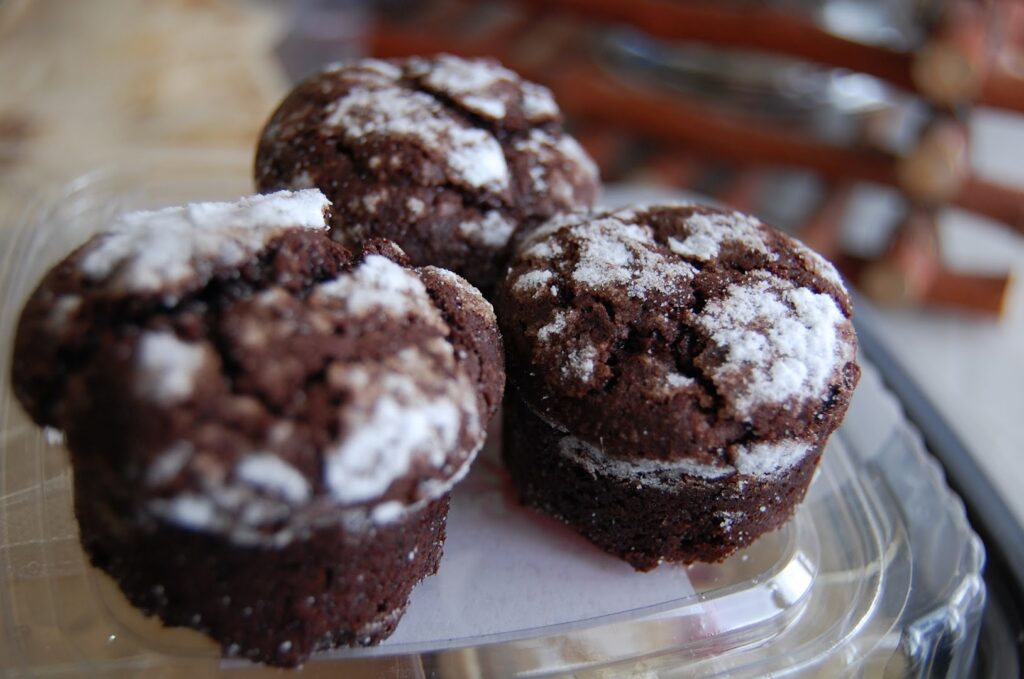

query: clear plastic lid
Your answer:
[0,156,985,677]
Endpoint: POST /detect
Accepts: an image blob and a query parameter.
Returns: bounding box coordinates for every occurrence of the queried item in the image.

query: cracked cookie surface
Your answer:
[495,203,859,469]
[12,189,503,543]
[254,55,600,291]
[10,189,505,665]
[497,203,859,568]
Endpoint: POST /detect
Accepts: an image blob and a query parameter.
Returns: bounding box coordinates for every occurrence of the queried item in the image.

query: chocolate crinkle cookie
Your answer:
[495,203,859,570]
[10,190,504,666]
[254,55,600,291]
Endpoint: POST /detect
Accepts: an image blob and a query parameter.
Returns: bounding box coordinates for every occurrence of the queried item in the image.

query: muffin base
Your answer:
[74,479,449,667]
[503,395,823,571]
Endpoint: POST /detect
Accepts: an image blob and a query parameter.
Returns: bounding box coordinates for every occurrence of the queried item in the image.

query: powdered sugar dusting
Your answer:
[354,58,402,79]
[537,310,567,341]
[324,348,480,504]
[513,129,599,203]
[667,210,775,261]
[153,495,216,531]
[456,210,515,248]
[791,237,846,289]
[521,81,559,121]
[419,265,498,326]
[287,170,315,190]
[135,332,208,404]
[556,135,599,185]
[324,86,509,191]
[145,343,483,543]
[565,345,599,381]
[733,439,813,478]
[129,243,489,543]
[557,426,813,485]
[520,238,562,260]
[513,268,554,294]
[697,271,852,418]
[148,482,296,545]
[415,55,518,120]
[406,197,425,216]
[146,441,195,487]
[362,189,388,212]
[517,212,585,253]
[570,216,697,297]
[315,254,440,323]
[558,435,733,486]
[371,500,406,524]
[79,190,330,296]
[665,373,694,390]
[47,295,81,333]
[236,454,311,504]
[509,209,700,391]
[464,96,506,119]
[717,510,745,533]
[326,58,402,81]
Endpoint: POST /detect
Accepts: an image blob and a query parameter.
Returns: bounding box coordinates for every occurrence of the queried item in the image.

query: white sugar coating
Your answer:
[238,496,292,526]
[324,348,480,504]
[717,510,744,532]
[362,189,387,212]
[733,439,813,478]
[456,210,516,248]
[79,190,330,295]
[572,221,630,286]
[514,130,556,160]
[418,264,497,326]
[556,134,599,184]
[512,268,554,294]
[287,170,315,190]
[521,238,562,260]
[667,209,775,261]
[148,486,294,545]
[371,500,406,524]
[352,58,402,79]
[421,264,460,282]
[791,237,846,290]
[422,55,518,88]
[665,372,695,389]
[146,441,194,487]
[513,129,598,202]
[236,454,311,504]
[47,295,81,333]
[324,86,510,191]
[527,163,547,192]
[570,216,697,297]
[406,196,425,216]
[416,55,518,121]
[537,310,567,341]
[697,272,852,418]
[564,344,598,381]
[462,95,506,119]
[557,426,813,487]
[521,81,559,120]
[314,254,439,322]
[326,58,403,81]
[558,435,733,486]
[135,332,207,404]
[154,494,215,531]
[516,211,586,253]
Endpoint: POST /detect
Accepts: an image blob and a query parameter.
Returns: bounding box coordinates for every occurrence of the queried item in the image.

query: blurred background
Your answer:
[0,0,1022,673]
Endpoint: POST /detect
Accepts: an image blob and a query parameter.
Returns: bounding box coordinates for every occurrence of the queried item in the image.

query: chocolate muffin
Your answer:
[254,55,600,291]
[10,190,504,666]
[495,204,859,570]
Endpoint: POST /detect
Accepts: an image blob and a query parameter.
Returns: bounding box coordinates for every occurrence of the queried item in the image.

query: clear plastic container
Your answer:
[0,156,985,677]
